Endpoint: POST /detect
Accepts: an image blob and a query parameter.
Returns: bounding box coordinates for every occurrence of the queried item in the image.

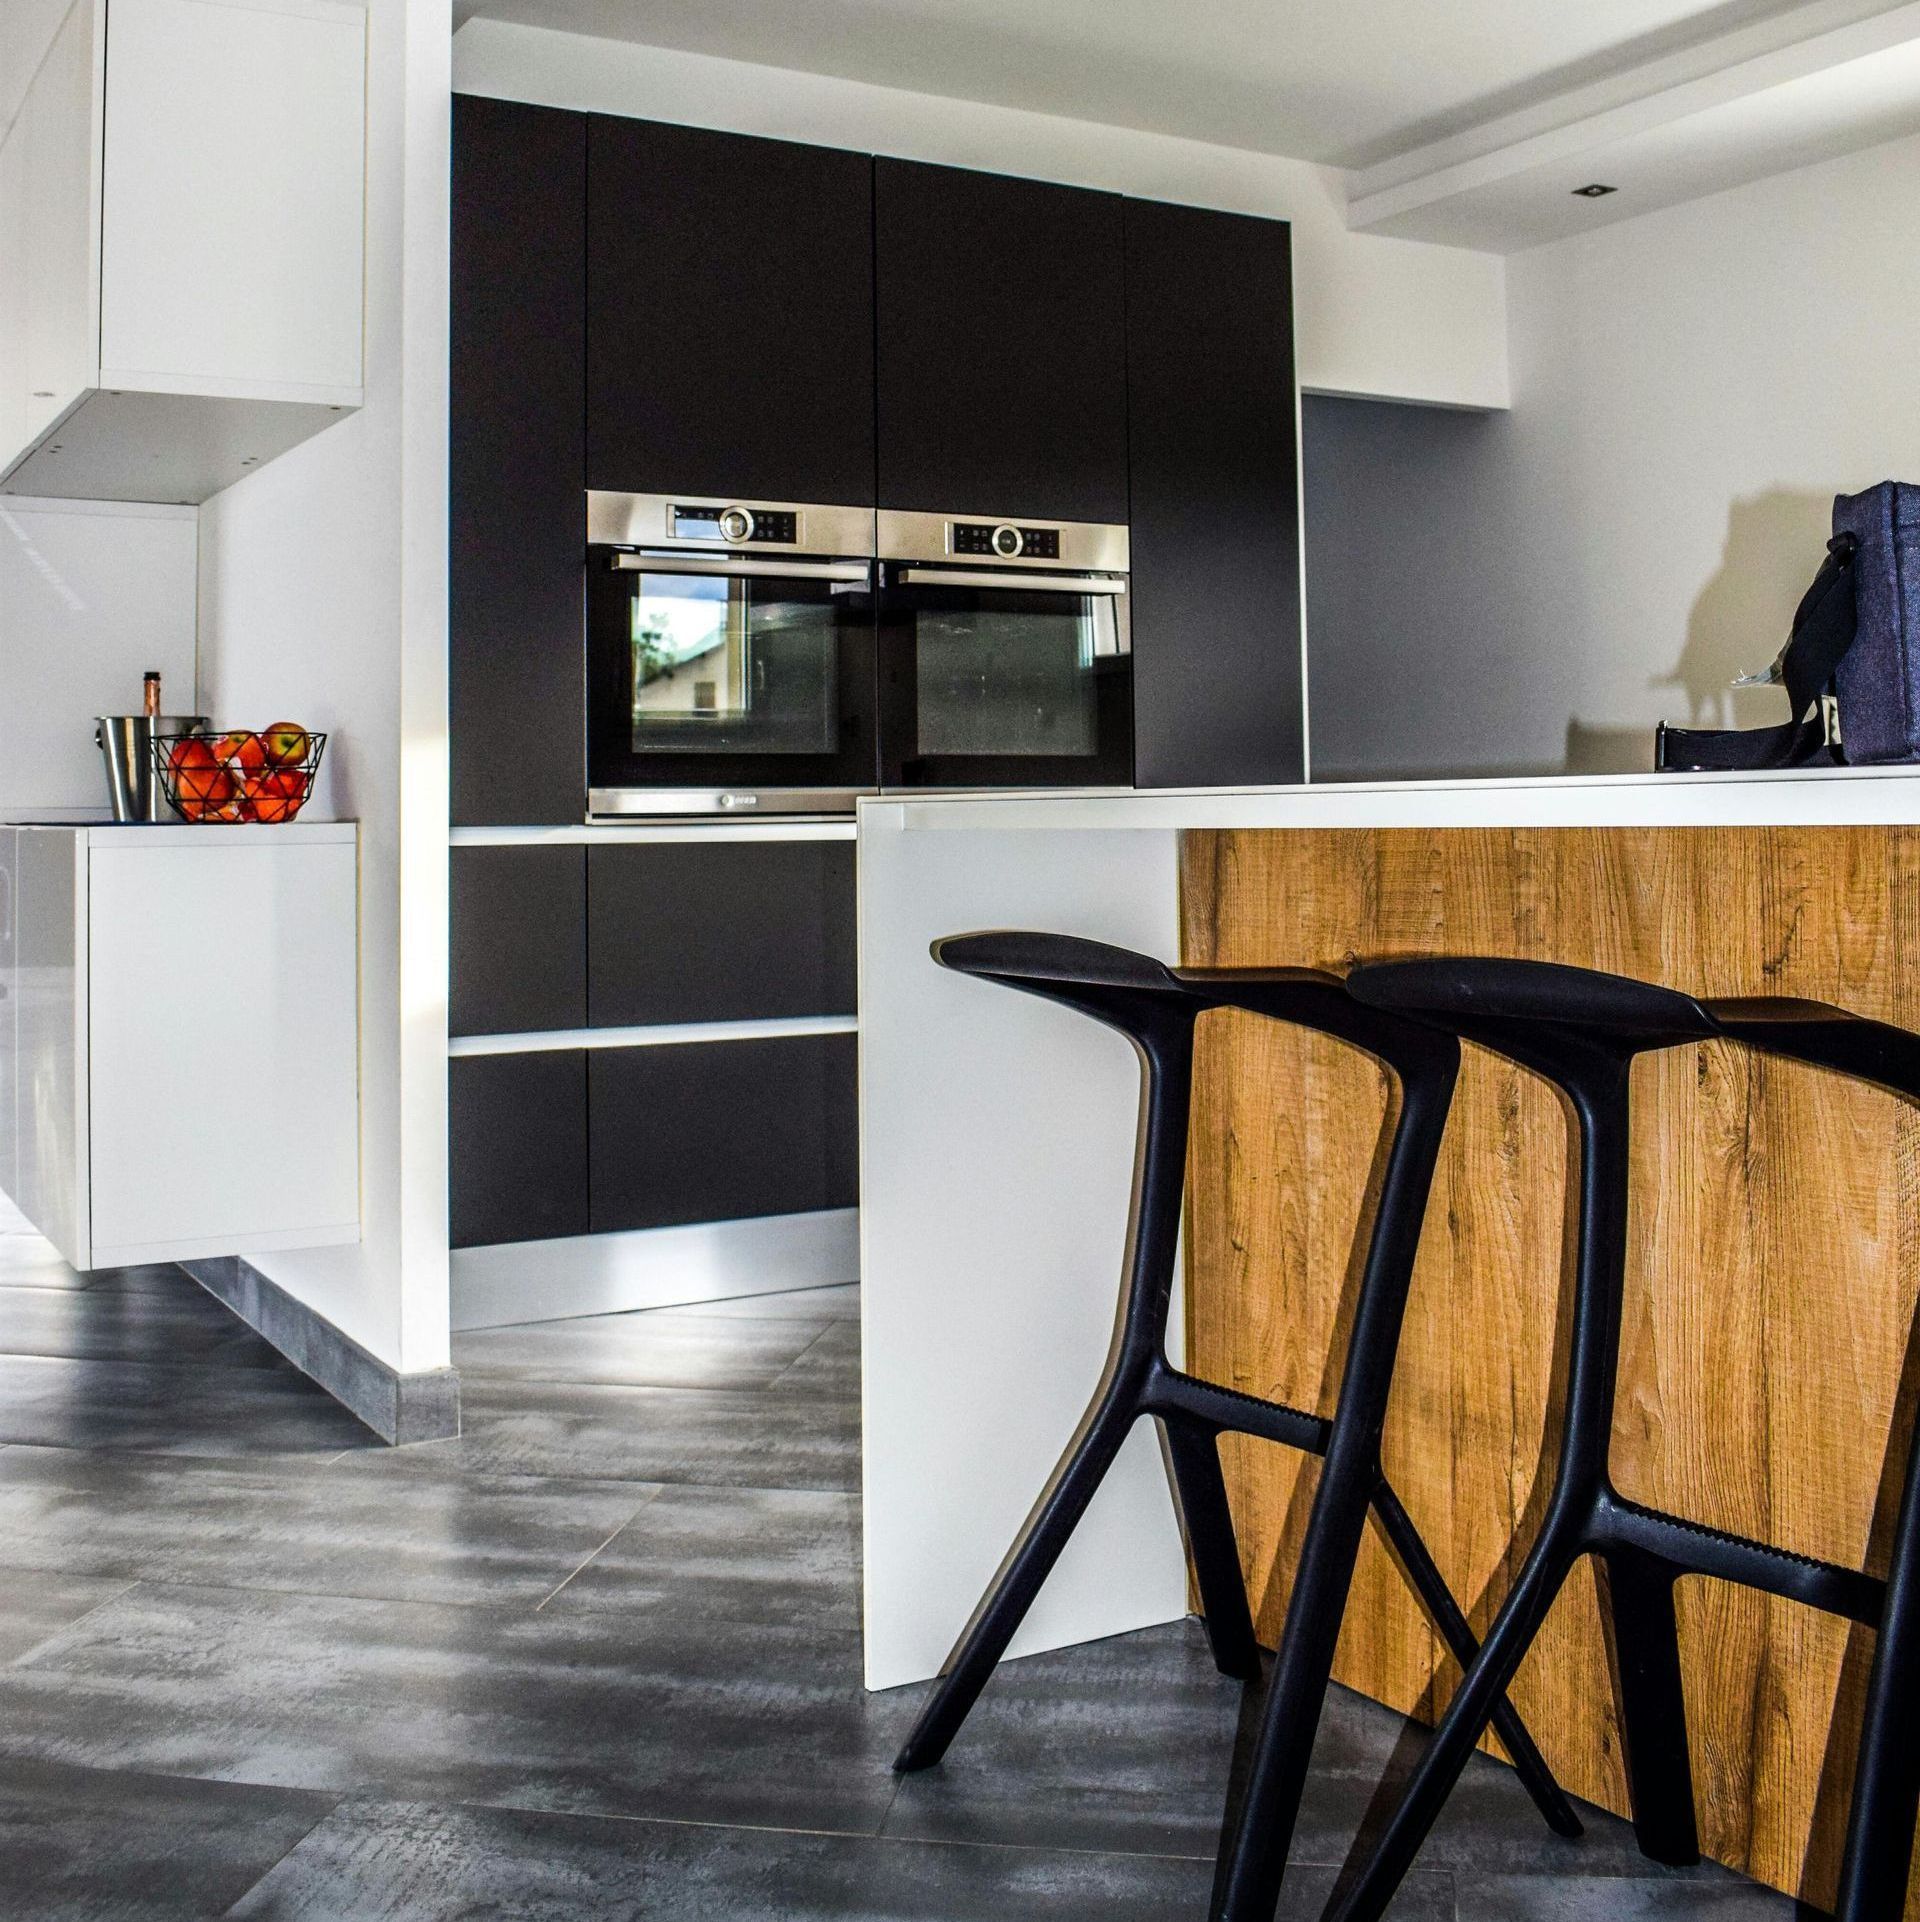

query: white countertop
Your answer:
[859,765,1920,833]
[8,820,357,844]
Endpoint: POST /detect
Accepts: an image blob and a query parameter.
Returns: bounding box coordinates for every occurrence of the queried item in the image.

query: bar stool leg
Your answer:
[1834,1424,1920,1922]
[1370,1480,1581,1838]
[894,1384,1147,1772]
[1601,1548,1700,1867]
[1165,1419,1263,1681]
[1210,1052,1579,1921]
[1301,1519,1590,1922]
[894,1016,1197,1774]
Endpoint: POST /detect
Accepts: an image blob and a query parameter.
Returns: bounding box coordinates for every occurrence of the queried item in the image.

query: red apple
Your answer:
[167,736,235,820]
[213,730,267,777]
[242,769,307,823]
[261,722,311,769]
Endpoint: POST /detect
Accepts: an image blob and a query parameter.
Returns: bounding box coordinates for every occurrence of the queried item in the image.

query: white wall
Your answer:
[1309,125,1920,780]
[0,497,197,817]
[196,0,450,1374]
[0,0,75,131]
[451,18,1511,412]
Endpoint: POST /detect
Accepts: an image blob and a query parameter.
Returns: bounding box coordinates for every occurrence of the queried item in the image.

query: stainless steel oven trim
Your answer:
[876,508,1129,573]
[588,787,870,820]
[612,553,873,583]
[588,490,877,558]
[895,567,1126,594]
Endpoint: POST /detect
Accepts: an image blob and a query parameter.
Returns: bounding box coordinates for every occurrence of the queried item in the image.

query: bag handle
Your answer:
[1656,532,1859,771]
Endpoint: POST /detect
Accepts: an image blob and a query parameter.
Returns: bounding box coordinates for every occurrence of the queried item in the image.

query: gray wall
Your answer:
[1302,394,1552,782]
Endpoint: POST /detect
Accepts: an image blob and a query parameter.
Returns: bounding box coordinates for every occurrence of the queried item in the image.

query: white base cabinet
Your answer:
[0,823,361,1270]
[0,0,366,503]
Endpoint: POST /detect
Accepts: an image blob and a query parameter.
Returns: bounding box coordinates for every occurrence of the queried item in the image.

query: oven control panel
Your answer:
[950,521,1061,561]
[672,503,799,545]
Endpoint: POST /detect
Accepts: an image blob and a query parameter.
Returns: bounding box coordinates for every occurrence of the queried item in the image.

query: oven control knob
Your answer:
[991,524,1023,558]
[718,507,755,543]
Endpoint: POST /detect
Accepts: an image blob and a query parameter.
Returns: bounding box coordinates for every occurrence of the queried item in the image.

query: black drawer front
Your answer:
[587,841,855,1027]
[450,846,587,1037]
[450,1051,589,1249]
[589,1033,857,1232]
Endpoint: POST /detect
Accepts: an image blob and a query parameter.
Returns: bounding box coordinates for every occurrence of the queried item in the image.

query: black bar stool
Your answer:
[891,931,1578,1852]
[1213,955,1920,1922]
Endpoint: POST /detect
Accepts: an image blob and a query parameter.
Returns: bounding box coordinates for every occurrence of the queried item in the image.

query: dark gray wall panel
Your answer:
[449,1051,590,1249]
[450,846,587,1038]
[589,1033,856,1231]
[1300,394,1529,782]
[587,841,855,1027]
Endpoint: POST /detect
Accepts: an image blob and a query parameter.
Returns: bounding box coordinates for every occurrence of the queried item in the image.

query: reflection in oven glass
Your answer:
[629,573,838,754]
[916,597,1101,757]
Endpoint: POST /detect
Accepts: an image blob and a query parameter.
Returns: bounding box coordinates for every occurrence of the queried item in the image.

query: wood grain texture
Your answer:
[1179,826,1920,1912]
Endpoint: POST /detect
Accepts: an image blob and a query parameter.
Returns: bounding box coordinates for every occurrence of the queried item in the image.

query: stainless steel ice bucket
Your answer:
[95,715,209,822]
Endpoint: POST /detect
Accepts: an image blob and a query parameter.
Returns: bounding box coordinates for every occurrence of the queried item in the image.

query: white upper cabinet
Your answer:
[0,0,366,504]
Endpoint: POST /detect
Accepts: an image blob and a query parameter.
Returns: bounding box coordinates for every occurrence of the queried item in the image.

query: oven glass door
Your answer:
[878,568,1132,787]
[587,554,877,794]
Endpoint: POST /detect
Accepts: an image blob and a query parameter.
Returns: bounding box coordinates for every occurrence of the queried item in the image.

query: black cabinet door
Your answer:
[587,840,855,1027]
[449,1051,590,1249]
[590,1033,858,1231]
[874,159,1127,522]
[587,118,875,507]
[450,96,588,827]
[450,846,587,1038]
[1125,198,1302,787]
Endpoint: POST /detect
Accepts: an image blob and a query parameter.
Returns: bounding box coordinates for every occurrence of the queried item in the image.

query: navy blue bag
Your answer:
[1657,481,1920,770]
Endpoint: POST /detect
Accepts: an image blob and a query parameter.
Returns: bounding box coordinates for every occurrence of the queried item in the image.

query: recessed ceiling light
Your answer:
[1573,182,1617,198]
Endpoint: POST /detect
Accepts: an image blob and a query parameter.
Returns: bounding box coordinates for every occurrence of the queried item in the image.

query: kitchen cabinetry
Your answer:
[587,117,875,507]
[449,844,587,1037]
[449,1050,589,1250]
[874,159,1127,522]
[0,0,367,503]
[450,95,586,829]
[0,824,361,1270]
[1124,197,1303,787]
[587,841,855,1027]
[590,1032,857,1233]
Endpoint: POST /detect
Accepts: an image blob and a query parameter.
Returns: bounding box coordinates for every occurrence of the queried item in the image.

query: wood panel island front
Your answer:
[857,771,1920,1914]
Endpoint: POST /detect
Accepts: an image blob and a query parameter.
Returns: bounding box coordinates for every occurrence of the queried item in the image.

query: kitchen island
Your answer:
[858,768,1920,1912]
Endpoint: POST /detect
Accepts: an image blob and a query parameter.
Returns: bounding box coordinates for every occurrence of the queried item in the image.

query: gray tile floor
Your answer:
[0,1206,1809,1919]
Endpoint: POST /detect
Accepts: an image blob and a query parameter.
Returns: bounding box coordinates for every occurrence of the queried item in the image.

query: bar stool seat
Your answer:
[1211,954,1920,1922]
[893,930,1578,1858]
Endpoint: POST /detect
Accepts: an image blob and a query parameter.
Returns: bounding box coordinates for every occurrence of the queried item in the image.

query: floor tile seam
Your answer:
[328,1791,1228,1864]
[0,1438,378,1467]
[456,1368,806,1392]
[532,1485,675,1612]
[0,1348,292,1375]
[1,1574,141,1667]
[766,1321,851,1392]
[0,1566,704,1622]
[213,1796,355,1922]
[349,1455,856,1496]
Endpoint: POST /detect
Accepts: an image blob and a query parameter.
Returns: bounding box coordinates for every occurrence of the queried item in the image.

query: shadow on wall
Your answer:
[1660,487,1833,728]
[1565,489,1832,777]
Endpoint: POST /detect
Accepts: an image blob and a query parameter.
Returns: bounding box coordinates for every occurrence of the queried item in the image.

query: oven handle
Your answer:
[893,567,1127,595]
[612,554,873,583]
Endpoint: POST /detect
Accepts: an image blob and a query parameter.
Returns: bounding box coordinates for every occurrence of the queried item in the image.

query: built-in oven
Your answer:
[586,492,879,818]
[875,510,1132,790]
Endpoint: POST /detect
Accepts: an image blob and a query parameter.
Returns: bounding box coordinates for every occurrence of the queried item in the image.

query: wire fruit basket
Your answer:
[152,728,327,824]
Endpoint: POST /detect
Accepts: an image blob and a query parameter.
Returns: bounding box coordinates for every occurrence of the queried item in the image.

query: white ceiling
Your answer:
[453,0,1858,168]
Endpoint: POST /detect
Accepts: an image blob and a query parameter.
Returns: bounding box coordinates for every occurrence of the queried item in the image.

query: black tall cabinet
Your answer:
[873,159,1128,522]
[587,118,876,506]
[1124,197,1303,787]
[449,96,588,828]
